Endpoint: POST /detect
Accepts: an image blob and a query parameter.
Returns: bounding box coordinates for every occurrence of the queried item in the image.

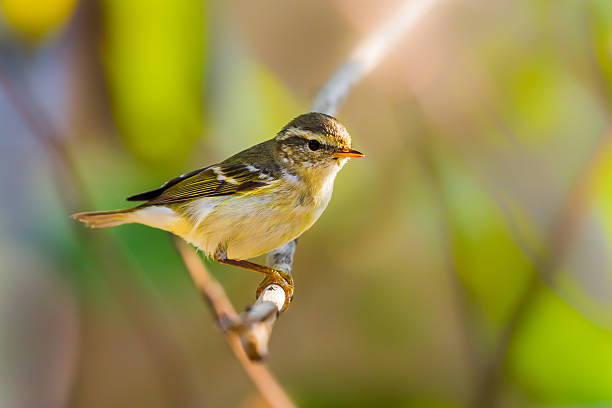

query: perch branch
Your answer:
[232,240,296,360]
[174,240,296,408]
[228,0,441,360]
[312,0,438,115]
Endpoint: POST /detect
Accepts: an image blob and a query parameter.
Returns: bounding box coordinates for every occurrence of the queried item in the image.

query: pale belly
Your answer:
[179,186,331,259]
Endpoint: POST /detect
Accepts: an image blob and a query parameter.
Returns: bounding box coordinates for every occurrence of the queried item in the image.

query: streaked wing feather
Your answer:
[131,163,274,205]
[126,166,210,201]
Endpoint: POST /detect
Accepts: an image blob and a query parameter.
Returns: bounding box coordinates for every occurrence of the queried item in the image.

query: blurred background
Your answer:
[1,0,612,407]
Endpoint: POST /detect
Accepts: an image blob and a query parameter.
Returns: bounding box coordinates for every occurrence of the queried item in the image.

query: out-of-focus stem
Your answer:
[0,62,203,407]
[472,130,612,408]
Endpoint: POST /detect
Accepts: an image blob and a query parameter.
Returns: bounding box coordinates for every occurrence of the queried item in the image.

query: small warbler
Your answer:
[72,112,363,309]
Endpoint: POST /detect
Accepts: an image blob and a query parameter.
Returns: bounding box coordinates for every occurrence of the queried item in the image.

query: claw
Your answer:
[256,270,294,311]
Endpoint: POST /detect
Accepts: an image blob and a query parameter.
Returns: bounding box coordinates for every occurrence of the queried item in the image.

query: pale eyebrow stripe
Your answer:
[277,127,318,140]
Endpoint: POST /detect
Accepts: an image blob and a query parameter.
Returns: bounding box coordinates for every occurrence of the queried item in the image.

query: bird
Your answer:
[72,112,364,310]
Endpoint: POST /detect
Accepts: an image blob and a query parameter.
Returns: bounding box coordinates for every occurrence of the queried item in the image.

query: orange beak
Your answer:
[333,148,365,158]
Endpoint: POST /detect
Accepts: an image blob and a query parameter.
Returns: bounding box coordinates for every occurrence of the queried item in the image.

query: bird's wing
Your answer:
[126,163,277,204]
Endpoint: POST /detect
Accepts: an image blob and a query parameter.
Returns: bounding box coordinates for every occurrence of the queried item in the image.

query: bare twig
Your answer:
[234,0,442,360]
[472,129,612,408]
[234,240,296,360]
[174,240,296,408]
[312,0,439,115]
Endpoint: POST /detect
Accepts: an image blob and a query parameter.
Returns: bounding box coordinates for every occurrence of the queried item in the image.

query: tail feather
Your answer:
[71,208,136,228]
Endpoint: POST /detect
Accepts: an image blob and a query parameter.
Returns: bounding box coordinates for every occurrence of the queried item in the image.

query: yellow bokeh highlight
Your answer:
[0,0,78,40]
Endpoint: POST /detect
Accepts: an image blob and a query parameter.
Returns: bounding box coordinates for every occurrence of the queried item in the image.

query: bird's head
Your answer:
[274,112,363,175]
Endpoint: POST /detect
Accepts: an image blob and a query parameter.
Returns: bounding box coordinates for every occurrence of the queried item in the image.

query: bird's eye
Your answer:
[308,139,320,151]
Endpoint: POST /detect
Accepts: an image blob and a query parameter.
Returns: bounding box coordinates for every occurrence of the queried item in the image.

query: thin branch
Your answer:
[233,240,296,360]
[224,0,442,362]
[312,0,439,115]
[174,240,296,408]
[472,129,612,408]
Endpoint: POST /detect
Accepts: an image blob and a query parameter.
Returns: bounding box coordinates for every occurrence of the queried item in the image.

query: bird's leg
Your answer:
[214,248,294,311]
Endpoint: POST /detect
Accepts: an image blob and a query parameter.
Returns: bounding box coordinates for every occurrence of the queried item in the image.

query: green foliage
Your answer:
[438,151,533,328]
[101,0,207,163]
[509,288,612,403]
[590,0,612,99]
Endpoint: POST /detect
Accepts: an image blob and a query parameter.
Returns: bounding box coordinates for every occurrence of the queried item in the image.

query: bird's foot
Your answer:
[256,269,294,312]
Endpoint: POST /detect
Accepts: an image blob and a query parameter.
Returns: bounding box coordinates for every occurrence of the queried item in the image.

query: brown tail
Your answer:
[71,208,137,228]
